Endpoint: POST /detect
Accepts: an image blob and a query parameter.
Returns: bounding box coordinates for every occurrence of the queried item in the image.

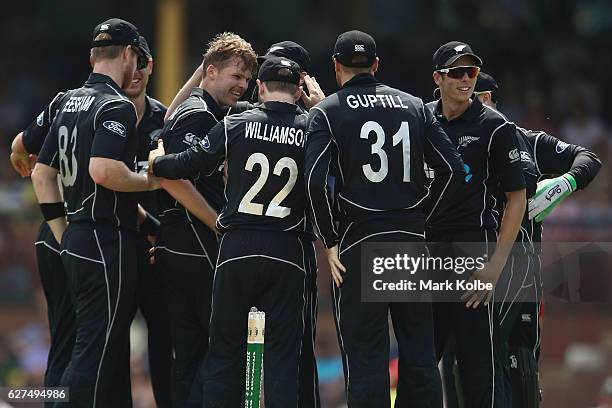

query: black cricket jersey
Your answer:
[304,74,465,248]
[37,73,140,231]
[425,98,526,235]
[501,127,601,251]
[134,96,166,216]
[154,101,308,234]
[157,88,226,224]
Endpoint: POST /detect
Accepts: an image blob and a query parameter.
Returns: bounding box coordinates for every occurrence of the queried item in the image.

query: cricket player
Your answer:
[231,40,324,408]
[150,56,309,408]
[123,35,173,407]
[11,99,76,399]
[426,42,527,408]
[474,72,601,408]
[153,32,257,407]
[305,30,465,407]
[31,18,159,407]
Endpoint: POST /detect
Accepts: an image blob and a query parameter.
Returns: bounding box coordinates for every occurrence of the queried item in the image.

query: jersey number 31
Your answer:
[361,121,411,183]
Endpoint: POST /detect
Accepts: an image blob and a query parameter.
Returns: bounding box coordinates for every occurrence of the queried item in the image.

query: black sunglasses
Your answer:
[437,66,480,79]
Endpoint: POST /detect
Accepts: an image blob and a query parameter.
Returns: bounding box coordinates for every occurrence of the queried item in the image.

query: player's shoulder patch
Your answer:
[555,140,569,154]
[103,120,126,137]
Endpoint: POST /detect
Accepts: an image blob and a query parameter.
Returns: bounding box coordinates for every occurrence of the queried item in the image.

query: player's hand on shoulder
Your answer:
[301,75,325,109]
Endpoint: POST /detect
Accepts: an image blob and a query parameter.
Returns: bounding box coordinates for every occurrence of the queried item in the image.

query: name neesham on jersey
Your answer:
[346,94,409,109]
[62,96,95,113]
[244,121,304,147]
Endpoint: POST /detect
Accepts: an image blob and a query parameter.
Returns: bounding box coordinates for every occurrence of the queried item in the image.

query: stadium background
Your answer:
[1,0,612,406]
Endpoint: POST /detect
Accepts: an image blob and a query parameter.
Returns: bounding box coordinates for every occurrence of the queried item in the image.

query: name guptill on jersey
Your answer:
[346,94,409,109]
[244,121,304,147]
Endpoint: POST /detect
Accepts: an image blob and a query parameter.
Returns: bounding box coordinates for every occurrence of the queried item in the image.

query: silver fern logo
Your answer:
[458,135,479,148]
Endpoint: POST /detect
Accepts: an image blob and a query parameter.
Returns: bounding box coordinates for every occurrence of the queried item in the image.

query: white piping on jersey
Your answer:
[532,132,546,176]
[332,266,350,399]
[186,210,215,270]
[425,139,455,222]
[487,302,495,408]
[306,140,337,247]
[216,254,306,273]
[113,191,120,226]
[91,228,114,407]
[105,83,137,114]
[222,117,229,200]
[67,207,85,216]
[284,216,306,232]
[169,107,217,132]
[91,183,98,222]
[35,240,60,254]
[59,249,104,264]
[479,121,509,228]
[216,215,228,230]
[48,92,65,122]
[154,246,210,258]
[499,255,515,316]
[338,193,427,212]
[93,98,134,133]
[296,239,307,408]
[339,229,425,256]
[208,234,226,334]
[311,107,345,184]
[338,222,354,251]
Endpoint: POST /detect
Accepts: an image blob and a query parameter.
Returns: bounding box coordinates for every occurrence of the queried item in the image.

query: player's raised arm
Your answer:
[164,64,204,121]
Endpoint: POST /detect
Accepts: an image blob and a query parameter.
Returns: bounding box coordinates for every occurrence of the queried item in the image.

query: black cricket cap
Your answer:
[333,30,377,68]
[257,56,301,86]
[258,41,311,72]
[139,36,152,59]
[475,71,499,102]
[475,72,498,93]
[432,41,482,70]
[91,18,141,50]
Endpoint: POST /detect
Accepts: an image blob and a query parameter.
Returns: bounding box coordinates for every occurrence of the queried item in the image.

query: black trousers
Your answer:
[200,230,306,408]
[298,238,321,408]
[35,222,76,394]
[156,220,217,408]
[429,228,505,408]
[495,252,542,408]
[55,224,137,408]
[335,222,441,408]
[131,232,172,407]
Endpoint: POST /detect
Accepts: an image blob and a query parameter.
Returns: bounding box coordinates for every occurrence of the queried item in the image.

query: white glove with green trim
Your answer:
[528,174,577,222]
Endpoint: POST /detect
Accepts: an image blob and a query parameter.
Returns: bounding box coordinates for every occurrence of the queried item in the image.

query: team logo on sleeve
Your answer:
[102,121,126,137]
[182,132,200,147]
[36,111,44,126]
[200,135,211,150]
[508,149,520,163]
[555,141,569,154]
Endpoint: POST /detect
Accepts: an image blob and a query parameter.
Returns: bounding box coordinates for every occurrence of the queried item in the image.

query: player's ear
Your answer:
[206,64,217,80]
[371,57,379,74]
[146,59,153,75]
[433,71,443,86]
[257,79,265,99]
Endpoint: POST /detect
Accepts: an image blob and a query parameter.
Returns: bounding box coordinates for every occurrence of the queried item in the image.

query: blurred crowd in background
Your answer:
[2,0,612,406]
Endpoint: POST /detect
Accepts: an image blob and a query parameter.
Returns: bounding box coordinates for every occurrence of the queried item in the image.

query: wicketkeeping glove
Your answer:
[528,174,577,222]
